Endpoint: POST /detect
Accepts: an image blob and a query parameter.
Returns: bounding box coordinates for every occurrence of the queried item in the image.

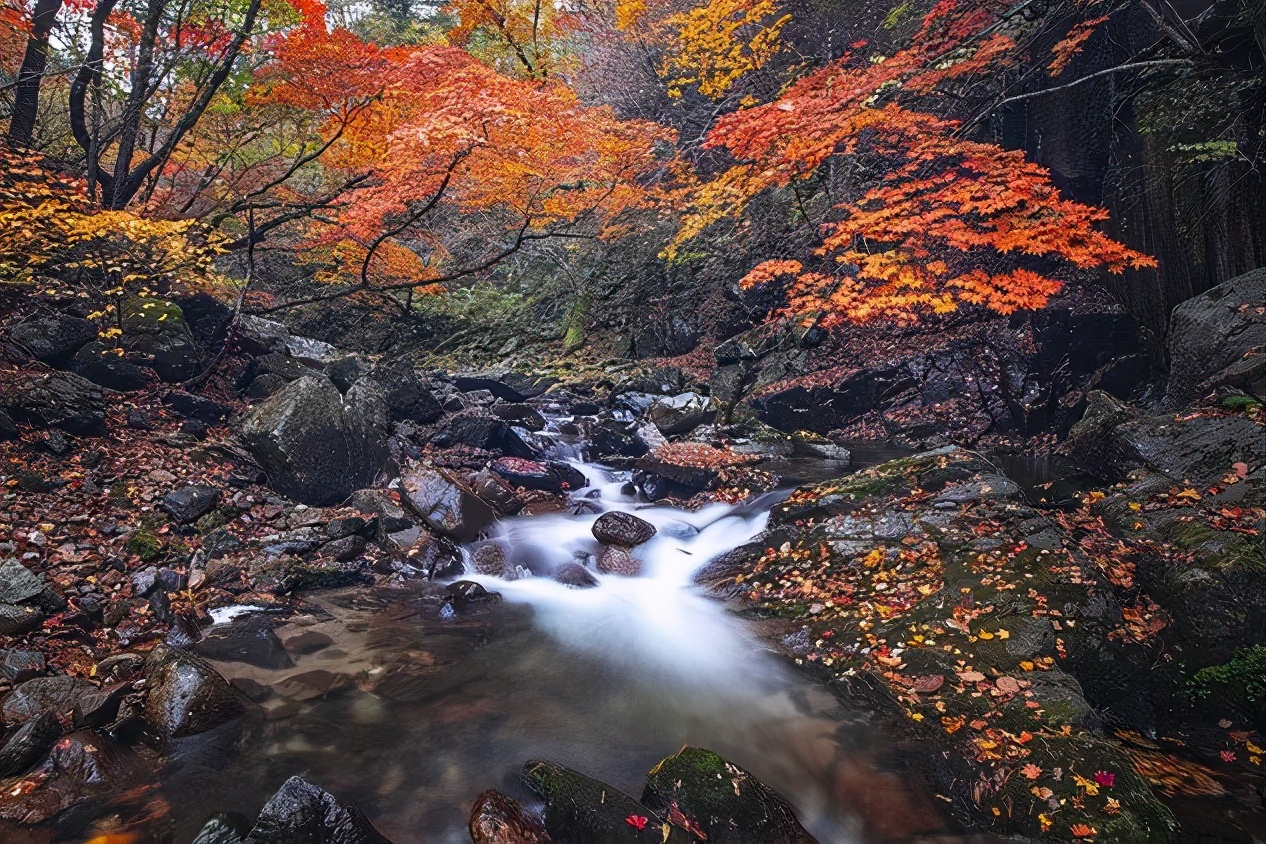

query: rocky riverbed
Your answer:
[0,272,1262,843]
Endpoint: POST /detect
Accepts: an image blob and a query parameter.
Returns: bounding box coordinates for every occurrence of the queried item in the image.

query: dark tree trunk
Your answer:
[6,0,65,148]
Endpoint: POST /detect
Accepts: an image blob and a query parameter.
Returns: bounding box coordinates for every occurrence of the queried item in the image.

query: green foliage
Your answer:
[1189,646,1266,723]
[125,529,165,563]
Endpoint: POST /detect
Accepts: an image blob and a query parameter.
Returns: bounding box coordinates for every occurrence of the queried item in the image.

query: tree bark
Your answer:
[6,0,65,148]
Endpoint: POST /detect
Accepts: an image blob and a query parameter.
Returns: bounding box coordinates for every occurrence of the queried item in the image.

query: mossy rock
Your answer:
[522,760,692,844]
[121,296,190,335]
[126,529,165,563]
[641,747,817,844]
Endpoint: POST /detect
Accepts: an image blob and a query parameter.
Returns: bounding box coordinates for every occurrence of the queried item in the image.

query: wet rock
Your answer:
[490,403,547,431]
[471,542,511,577]
[469,790,551,844]
[399,466,495,542]
[522,760,690,844]
[349,488,413,535]
[641,747,817,844]
[591,511,656,547]
[71,341,152,391]
[240,375,388,505]
[382,528,464,579]
[160,485,222,524]
[143,645,248,740]
[491,457,587,494]
[0,649,45,683]
[321,534,367,563]
[0,730,143,825]
[283,631,334,655]
[252,555,370,594]
[647,392,715,435]
[244,775,391,844]
[430,409,506,451]
[2,675,93,724]
[195,615,294,670]
[72,680,132,729]
[553,562,598,588]
[471,470,526,517]
[1066,391,1266,485]
[2,370,106,435]
[582,419,649,461]
[8,312,97,366]
[193,811,253,844]
[0,711,61,777]
[595,546,641,577]
[1167,269,1266,405]
[443,580,501,611]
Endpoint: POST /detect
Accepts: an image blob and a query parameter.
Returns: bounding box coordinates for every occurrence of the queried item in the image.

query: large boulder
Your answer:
[240,375,388,505]
[1066,391,1266,485]
[1167,269,1266,405]
[398,466,495,542]
[641,747,817,844]
[242,776,391,844]
[1,370,106,435]
[591,511,656,547]
[143,645,249,740]
[8,312,97,366]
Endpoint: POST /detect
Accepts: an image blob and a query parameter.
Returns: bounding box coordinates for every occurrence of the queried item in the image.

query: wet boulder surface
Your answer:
[469,790,551,844]
[523,760,692,844]
[143,645,250,740]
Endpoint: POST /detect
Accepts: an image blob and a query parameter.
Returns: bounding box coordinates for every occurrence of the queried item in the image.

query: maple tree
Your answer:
[669,0,1157,325]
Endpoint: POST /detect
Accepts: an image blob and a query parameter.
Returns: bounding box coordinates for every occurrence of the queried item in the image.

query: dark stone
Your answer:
[454,373,552,402]
[0,711,61,778]
[127,409,152,430]
[124,307,202,382]
[251,555,370,594]
[443,580,501,611]
[471,470,526,516]
[1066,391,1266,485]
[0,603,45,636]
[591,511,657,547]
[236,352,315,393]
[244,776,391,844]
[143,645,249,740]
[173,293,234,349]
[194,812,253,844]
[9,313,97,366]
[283,631,335,655]
[195,615,293,670]
[72,680,132,728]
[0,410,16,440]
[647,392,715,435]
[553,562,598,588]
[582,419,648,461]
[2,675,94,724]
[34,429,71,455]
[0,558,45,604]
[0,649,45,683]
[326,357,365,393]
[325,517,369,540]
[321,534,367,563]
[72,341,152,391]
[490,403,547,430]
[382,529,464,580]
[240,375,388,505]
[641,747,817,844]
[522,760,689,844]
[2,371,106,435]
[160,485,222,523]
[164,390,233,425]
[469,790,550,844]
[399,466,495,542]
[490,457,587,494]
[1167,270,1266,405]
[596,546,641,577]
[0,730,143,825]
[430,409,506,450]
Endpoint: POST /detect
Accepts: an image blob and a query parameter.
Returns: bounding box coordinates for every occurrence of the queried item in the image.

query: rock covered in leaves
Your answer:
[702,450,1178,842]
[641,747,817,844]
[240,375,388,505]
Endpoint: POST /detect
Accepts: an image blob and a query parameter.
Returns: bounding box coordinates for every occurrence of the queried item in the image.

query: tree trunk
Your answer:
[6,0,65,148]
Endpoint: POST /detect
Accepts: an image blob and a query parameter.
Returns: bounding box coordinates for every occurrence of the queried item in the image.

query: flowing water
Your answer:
[151,454,960,844]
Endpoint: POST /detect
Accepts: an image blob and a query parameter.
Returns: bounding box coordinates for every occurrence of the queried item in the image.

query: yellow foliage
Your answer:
[661,0,791,99]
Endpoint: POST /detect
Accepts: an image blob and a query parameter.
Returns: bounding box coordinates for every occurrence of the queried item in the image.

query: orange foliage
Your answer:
[676,0,1156,325]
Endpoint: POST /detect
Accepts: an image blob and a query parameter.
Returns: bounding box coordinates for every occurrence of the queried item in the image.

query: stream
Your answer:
[154,449,967,844]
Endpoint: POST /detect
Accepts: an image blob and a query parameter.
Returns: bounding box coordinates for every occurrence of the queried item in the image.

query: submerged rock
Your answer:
[595,546,641,577]
[0,730,143,825]
[0,711,62,778]
[642,747,817,844]
[553,562,599,588]
[469,790,551,844]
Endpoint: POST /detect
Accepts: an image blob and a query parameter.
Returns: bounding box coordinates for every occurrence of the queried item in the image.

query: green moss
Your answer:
[125,529,164,563]
[1189,646,1266,713]
[121,296,187,334]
